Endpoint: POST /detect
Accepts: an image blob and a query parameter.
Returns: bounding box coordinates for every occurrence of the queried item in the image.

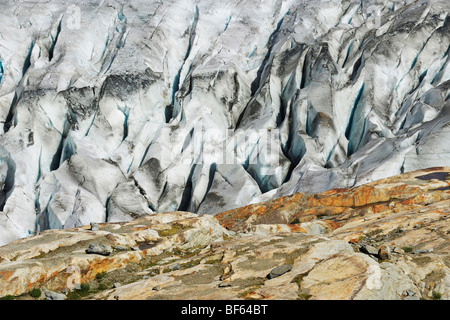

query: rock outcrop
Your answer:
[0,167,448,300]
[0,0,449,246]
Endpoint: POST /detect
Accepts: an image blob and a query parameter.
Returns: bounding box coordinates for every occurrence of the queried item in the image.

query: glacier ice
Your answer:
[0,0,449,245]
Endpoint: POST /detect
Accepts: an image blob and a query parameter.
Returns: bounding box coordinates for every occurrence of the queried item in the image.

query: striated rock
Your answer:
[0,211,231,297]
[113,245,129,252]
[0,168,448,300]
[378,245,391,261]
[0,0,450,246]
[359,244,379,256]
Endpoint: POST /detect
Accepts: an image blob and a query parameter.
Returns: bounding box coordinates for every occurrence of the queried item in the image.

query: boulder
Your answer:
[85,244,113,256]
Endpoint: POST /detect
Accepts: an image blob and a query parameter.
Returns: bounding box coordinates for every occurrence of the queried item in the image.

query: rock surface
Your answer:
[0,167,448,300]
[0,0,449,246]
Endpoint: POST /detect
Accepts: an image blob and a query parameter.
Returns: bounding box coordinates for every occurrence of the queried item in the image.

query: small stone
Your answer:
[130,246,140,251]
[44,290,67,300]
[378,245,391,260]
[90,222,99,231]
[218,282,232,288]
[359,244,378,256]
[113,245,129,251]
[85,244,113,256]
[267,264,293,279]
[152,285,160,291]
[169,264,181,271]
[113,283,122,288]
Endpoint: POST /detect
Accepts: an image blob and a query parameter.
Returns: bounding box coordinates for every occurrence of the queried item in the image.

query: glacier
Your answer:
[0,0,449,246]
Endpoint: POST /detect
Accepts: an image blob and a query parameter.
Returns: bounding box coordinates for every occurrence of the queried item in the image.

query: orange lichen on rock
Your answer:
[216,167,450,233]
[216,193,307,230]
[0,167,449,300]
[322,220,342,230]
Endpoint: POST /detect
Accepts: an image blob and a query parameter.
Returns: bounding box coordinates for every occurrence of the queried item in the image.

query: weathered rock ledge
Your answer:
[0,167,449,300]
